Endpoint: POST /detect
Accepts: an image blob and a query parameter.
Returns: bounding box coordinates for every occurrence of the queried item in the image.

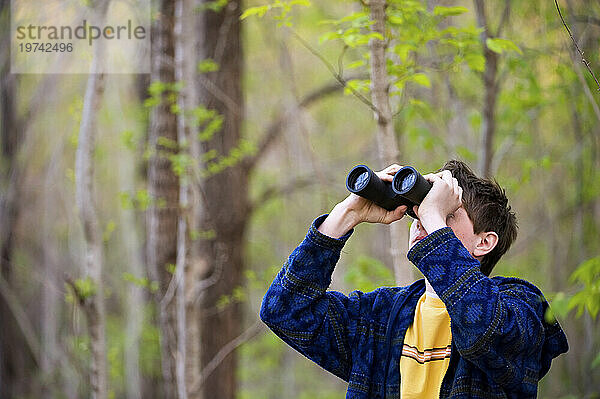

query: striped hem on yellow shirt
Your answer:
[401,344,451,364]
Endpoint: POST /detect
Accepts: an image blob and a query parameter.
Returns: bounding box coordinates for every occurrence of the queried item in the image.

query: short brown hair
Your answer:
[439,160,518,276]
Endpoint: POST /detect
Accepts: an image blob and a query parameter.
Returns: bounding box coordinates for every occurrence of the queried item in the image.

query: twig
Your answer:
[0,274,41,366]
[189,320,263,395]
[554,0,600,91]
[289,29,378,113]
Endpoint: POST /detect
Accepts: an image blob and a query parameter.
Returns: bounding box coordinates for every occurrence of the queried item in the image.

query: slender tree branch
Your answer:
[290,29,378,113]
[248,175,317,214]
[0,274,40,367]
[245,75,368,170]
[496,0,511,37]
[554,0,600,91]
[573,15,600,27]
[189,320,263,395]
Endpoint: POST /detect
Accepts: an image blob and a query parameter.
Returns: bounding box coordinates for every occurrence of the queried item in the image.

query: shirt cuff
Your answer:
[407,226,455,264]
[306,214,354,250]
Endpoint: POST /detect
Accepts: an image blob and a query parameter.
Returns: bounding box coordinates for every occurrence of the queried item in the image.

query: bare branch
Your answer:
[290,29,378,113]
[496,0,511,37]
[0,274,40,366]
[245,75,367,171]
[189,320,263,395]
[248,175,316,214]
[554,0,600,91]
[572,15,600,27]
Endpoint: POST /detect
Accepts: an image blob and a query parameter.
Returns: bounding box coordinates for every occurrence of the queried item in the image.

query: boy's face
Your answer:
[409,206,481,259]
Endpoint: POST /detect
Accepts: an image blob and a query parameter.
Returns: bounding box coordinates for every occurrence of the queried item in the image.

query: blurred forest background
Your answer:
[1,0,600,398]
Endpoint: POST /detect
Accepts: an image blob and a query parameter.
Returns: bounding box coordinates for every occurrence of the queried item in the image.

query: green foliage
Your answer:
[548,256,600,321]
[122,272,159,293]
[119,189,154,211]
[241,0,311,27]
[567,256,600,318]
[432,6,469,17]
[69,277,97,301]
[200,138,256,178]
[168,152,194,177]
[144,81,182,109]
[198,58,220,73]
[190,105,224,142]
[217,286,247,310]
[198,0,229,13]
[486,37,522,55]
[344,255,393,292]
[165,263,176,275]
[189,228,217,241]
[103,220,116,242]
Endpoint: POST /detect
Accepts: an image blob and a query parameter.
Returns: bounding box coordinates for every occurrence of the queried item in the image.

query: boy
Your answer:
[260,160,568,398]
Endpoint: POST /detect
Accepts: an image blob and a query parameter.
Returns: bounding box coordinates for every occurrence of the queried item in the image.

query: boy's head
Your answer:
[438,160,518,275]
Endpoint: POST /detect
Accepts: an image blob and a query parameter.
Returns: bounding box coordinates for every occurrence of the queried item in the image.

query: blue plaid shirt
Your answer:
[260,215,568,398]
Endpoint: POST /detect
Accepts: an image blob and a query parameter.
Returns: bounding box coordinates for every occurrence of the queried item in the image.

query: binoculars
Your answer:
[346,165,432,219]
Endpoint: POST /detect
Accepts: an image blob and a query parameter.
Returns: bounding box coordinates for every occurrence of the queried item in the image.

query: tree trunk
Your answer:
[473,0,502,178]
[147,0,180,397]
[73,2,111,398]
[368,0,414,286]
[0,0,32,395]
[119,106,144,399]
[195,1,247,398]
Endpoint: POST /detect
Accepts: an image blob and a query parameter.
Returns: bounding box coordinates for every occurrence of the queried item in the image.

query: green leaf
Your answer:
[411,73,431,88]
[486,38,523,55]
[240,5,270,20]
[433,6,469,17]
[592,351,600,369]
[319,31,340,44]
[198,59,220,73]
[345,59,366,70]
[465,54,485,72]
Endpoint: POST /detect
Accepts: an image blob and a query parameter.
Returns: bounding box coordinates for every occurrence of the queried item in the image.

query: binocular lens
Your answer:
[400,172,416,192]
[353,171,370,191]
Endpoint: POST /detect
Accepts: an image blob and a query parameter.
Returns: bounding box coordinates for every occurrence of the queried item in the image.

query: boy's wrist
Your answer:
[418,211,447,234]
[317,201,361,238]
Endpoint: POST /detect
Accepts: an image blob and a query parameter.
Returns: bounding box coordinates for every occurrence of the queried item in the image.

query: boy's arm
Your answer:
[260,164,409,381]
[408,230,564,392]
[259,214,359,380]
[410,171,567,392]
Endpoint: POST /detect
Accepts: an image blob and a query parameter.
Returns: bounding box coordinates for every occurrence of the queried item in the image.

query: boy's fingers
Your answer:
[452,177,459,193]
[381,164,401,174]
[441,170,453,185]
[423,173,440,183]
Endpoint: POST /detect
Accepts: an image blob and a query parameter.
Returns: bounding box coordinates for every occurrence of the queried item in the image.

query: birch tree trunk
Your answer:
[118,113,144,399]
[147,0,179,397]
[368,0,414,286]
[173,0,195,396]
[73,2,110,398]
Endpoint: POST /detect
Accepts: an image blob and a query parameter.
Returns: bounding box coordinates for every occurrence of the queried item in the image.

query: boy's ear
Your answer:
[472,231,498,258]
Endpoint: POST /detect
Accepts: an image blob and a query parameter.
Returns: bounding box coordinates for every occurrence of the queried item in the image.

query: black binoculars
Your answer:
[346,165,432,219]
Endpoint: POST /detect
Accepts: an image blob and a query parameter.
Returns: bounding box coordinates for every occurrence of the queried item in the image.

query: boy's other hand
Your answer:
[413,170,463,234]
[317,164,408,238]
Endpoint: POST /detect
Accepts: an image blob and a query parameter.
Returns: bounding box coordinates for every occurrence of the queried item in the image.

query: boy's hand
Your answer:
[317,164,408,238]
[413,170,462,234]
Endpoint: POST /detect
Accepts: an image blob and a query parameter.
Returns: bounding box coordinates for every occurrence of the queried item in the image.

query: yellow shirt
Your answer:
[400,292,452,399]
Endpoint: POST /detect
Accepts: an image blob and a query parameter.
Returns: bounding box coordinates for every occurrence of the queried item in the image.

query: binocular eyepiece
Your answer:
[346,165,432,219]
